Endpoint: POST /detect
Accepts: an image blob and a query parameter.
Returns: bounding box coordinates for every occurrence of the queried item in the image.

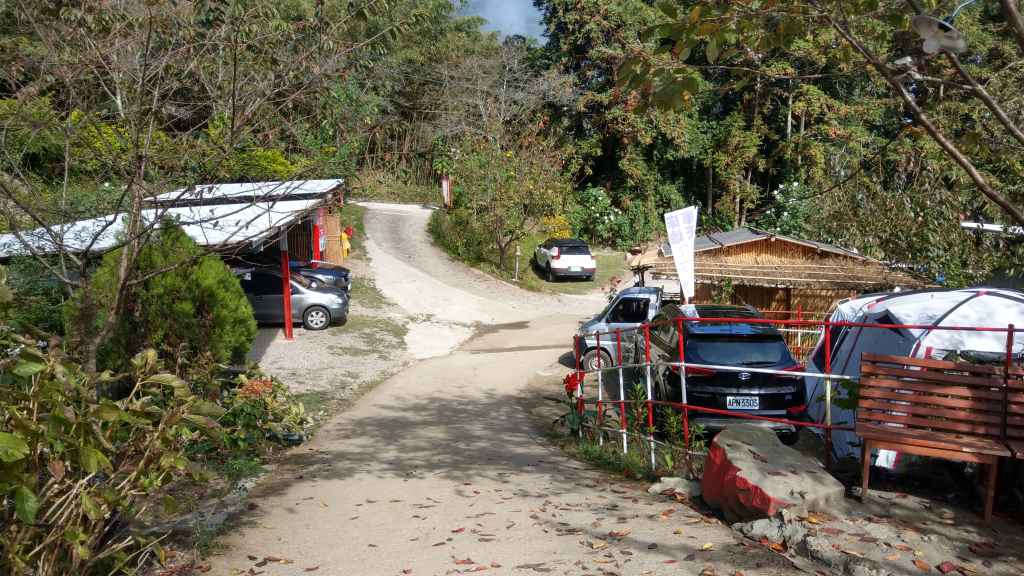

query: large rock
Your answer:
[701,425,844,522]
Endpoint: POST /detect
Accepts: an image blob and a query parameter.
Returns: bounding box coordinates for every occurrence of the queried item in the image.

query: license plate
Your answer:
[726,396,759,410]
[570,266,582,272]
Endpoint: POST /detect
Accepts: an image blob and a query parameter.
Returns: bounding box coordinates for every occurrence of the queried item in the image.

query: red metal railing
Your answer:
[572,315,1020,470]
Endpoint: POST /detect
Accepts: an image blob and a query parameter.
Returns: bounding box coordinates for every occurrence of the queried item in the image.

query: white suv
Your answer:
[534,238,597,282]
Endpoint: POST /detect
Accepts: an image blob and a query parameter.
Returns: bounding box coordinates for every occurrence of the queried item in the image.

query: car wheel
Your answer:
[302,306,330,330]
[546,264,555,282]
[582,349,612,373]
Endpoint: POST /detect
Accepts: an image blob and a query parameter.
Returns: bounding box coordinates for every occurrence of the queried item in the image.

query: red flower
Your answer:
[563,372,582,397]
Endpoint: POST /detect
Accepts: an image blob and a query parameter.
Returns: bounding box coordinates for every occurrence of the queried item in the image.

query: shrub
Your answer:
[0,341,215,575]
[66,223,256,374]
[5,256,66,334]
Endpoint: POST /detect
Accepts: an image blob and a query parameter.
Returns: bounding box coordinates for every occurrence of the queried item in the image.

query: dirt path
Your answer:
[208,204,802,576]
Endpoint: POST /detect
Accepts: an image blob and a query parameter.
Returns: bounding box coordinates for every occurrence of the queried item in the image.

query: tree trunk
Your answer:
[705,165,713,214]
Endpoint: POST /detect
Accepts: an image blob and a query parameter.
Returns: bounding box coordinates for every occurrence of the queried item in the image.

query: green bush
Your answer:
[66,223,256,374]
[428,208,492,265]
[0,342,215,575]
[4,256,66,334]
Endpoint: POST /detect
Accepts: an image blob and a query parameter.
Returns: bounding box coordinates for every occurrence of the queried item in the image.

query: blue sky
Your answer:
[461,0,544,39]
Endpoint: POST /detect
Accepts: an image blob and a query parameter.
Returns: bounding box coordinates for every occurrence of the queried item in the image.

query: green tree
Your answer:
[67,224,256,373]
[448,136,569,270]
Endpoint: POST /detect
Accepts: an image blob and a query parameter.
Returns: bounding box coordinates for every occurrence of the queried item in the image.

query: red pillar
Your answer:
[312,209,323,266]
[280,234,294,340]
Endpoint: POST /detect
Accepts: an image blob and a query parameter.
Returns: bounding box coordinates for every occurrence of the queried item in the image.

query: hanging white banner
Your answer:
[664,206,699,301]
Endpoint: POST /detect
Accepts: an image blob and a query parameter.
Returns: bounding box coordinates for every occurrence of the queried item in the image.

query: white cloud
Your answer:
[461,0,544,39]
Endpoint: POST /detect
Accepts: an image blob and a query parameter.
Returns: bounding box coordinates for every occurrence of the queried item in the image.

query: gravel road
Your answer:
[209,203,803,576]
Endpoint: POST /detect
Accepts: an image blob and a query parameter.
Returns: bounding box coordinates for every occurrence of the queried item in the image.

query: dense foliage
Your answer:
[65,224,256,375]
[530,0,1024,284]
[0,268,307,575]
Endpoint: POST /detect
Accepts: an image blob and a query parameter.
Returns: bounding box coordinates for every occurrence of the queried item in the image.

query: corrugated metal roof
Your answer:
[0,179,343,258]
[0,199,320,257]
[662,227,868,261]
[153,179,342,205]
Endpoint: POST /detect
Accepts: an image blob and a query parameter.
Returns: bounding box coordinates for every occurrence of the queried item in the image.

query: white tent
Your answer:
[805,288,1024,462]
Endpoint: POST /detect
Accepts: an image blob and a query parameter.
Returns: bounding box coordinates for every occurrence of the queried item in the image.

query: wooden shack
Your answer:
[637,227,929,317]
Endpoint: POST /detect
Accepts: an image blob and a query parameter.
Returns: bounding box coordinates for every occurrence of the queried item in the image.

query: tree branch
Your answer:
[1002,0,1024,53]
[820,6,1024,227]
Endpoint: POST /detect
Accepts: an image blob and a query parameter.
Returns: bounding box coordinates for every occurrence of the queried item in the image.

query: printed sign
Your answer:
[664,206,699,301]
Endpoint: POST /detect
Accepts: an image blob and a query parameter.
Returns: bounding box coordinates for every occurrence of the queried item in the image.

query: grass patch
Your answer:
[519,251,626,295]
[559,436,657,481]
[329,314,408,359]
[349,275,387,310]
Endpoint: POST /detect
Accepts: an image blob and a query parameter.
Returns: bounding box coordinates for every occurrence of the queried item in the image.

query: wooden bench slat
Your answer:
[858,388,1005,412]
[856,399,1024,426]
[863,353,1003,375]
[855,410,1023,438]
[861,364,1007,388]
[857,423,1011,456]
[860,376,1014,401]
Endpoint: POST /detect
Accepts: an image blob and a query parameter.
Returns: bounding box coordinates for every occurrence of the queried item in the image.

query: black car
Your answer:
[648,304,806,443]
[291,261,351,292]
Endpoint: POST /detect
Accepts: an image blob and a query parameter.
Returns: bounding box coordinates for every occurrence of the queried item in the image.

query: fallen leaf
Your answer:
[937,562,958,575]
[454,558,475,565]
[967,542,998,558]
[401,570,412,575]
[885,554,901,561]
[770,543,786,553]
[684,554,697,561]
[304,568,320,573]
[432,542,445,547]
[490,562,502,568]
[664,560,678,564]
[821,527,844,536]
[452,528,465,534]
[700,543,714,551]
[590,539,608,550]
[913,558,931,572]
[608,528,632,538]
[895,544,914,552]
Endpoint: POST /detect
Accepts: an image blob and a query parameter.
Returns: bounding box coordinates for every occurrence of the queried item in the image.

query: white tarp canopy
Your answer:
[0,199,321,258]
[805,288,1024,461]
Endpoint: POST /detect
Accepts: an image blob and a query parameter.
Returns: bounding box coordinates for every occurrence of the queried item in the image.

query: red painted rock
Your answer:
[701,426,844,523]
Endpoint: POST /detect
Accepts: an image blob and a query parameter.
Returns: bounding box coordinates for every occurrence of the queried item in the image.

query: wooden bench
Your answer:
[856,353,1024,523]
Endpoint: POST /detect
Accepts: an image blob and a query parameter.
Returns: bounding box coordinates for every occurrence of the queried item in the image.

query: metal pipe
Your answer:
[596,333,603,446]
[617,329,627,453]
[824,318,833,470]
[644,324,655,469]
[677,317,689,452]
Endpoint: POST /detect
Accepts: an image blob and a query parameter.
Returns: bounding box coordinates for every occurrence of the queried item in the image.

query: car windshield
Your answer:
[290,273,311,288]
[558,245,590,255]
[688,336,793,366]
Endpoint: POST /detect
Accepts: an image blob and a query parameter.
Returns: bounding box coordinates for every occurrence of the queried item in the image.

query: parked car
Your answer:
[291,260,352,292]
[534,238,597,281]
[575,286,663,370]
[235,268,349,330]
[646,303,807,443]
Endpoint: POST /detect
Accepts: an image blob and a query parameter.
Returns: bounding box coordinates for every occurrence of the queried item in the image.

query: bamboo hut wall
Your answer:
[702,237,830,264]
[323,208,344,264]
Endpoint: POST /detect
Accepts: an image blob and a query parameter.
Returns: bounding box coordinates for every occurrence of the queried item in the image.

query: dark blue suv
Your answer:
[647,304,807,444]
